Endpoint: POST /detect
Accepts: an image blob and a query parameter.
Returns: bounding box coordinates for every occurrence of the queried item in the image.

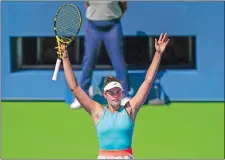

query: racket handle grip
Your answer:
[52,59,62,81]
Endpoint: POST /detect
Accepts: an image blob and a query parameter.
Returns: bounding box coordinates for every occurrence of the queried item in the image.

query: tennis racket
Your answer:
[52,4,82,81]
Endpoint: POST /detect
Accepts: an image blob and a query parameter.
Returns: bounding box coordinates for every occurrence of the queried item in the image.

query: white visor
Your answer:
[103,81,123,92]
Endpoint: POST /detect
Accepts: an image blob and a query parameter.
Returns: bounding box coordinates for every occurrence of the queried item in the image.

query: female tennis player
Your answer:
[60,33,169,159]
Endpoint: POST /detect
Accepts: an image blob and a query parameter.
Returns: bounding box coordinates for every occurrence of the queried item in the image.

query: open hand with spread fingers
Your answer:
[155,33,170,55]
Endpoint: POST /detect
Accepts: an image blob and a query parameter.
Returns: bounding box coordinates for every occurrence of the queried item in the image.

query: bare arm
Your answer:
[60,44,101,115]
[119,0,127,14]
[129,33,169,113]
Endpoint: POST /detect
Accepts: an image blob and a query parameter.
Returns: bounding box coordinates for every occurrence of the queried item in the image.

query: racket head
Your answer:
[54,4,82,45]
[52,4,81,81]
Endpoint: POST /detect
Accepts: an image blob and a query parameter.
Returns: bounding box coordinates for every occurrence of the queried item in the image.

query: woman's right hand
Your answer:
[55,43,68,58]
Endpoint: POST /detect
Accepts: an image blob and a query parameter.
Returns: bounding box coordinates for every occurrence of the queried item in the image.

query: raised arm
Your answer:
[129,33,169,113]
[59,44,102,115]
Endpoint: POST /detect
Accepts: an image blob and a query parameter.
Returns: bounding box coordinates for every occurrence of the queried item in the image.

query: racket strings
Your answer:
[57,7,80,29]
[56,5,81,40]
[57,16,79,35]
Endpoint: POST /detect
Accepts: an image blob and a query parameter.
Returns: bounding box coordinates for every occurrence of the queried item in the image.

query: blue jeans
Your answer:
[80,19,129,97]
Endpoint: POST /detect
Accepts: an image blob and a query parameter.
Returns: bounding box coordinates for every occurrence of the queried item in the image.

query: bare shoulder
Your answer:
[91,101,104,115]
[91,102,105,124]
[124,101,134,118]
[124,100,141,122]
[95,102,104,113]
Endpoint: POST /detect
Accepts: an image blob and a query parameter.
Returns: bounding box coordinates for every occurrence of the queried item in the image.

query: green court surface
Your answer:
[1,102,224,159]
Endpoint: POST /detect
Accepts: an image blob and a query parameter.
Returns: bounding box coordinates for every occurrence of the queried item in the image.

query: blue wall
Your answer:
[1,2,224,101]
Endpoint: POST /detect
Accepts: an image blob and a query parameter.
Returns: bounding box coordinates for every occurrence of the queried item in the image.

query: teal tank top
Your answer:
[95,106,134,150]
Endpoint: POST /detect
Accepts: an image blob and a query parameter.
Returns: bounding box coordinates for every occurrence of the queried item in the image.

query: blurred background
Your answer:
[1,1,224,159]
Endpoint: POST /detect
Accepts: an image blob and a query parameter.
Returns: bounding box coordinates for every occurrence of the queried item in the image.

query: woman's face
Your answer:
[104,87,123,108]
